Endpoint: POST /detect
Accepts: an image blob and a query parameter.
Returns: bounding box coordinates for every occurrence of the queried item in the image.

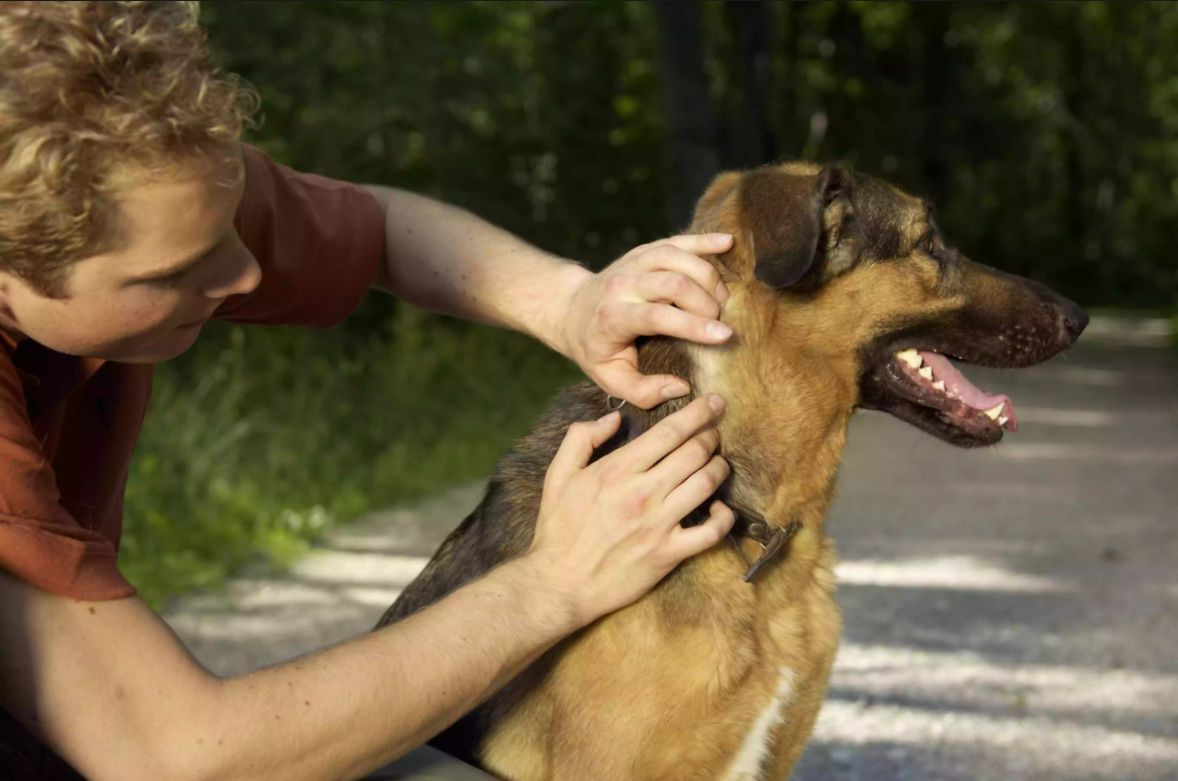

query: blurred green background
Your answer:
[123,1,1178,607]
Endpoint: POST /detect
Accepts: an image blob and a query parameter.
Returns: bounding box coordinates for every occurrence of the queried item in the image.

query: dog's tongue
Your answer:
[919,350,1018,431]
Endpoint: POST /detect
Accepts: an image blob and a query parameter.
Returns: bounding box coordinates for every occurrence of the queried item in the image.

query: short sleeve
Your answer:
[0,358,134,601]
[215,145,386,328]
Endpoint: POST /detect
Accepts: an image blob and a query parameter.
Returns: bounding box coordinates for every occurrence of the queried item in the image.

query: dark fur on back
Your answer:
[380,382,602,624]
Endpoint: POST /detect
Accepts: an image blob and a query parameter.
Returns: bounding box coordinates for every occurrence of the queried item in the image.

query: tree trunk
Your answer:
[654,1,720,229]
[778,1,805,158]
[915,2,951,200]
[722,1,774,168]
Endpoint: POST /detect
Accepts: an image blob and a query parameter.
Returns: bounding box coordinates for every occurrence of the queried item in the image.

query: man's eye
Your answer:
[154,269,188,285]
[154,259,203,285]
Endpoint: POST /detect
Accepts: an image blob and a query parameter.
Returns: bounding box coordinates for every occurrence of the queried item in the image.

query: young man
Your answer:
[0,3,738,780]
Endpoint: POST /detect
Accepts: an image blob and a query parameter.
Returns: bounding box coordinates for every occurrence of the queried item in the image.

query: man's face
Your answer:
[0,145,261,363]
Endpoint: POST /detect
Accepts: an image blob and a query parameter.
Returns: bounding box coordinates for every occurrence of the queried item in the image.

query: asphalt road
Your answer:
[165,318,1178,781]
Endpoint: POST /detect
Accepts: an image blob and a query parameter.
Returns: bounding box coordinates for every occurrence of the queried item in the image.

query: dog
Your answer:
[377,161,1088,780]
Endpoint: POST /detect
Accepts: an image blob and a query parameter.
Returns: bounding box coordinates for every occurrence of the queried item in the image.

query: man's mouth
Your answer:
[177,306,221,330]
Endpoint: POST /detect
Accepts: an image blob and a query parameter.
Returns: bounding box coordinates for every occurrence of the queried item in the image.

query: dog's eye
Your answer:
[920,234,936,255]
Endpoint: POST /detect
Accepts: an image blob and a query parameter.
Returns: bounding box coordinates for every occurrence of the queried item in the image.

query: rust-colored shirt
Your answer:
[0,146,385,601]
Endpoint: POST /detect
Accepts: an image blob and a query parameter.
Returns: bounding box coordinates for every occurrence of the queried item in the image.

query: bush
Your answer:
[120,305,581,608]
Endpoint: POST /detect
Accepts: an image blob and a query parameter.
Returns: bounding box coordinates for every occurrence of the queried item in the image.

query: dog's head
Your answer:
[689,161,1087,449]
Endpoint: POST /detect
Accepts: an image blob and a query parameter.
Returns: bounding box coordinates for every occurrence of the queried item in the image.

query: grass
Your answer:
[119,303,582,609]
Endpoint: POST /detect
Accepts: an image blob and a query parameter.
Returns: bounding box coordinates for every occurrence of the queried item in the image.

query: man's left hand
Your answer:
[557,234,735,409]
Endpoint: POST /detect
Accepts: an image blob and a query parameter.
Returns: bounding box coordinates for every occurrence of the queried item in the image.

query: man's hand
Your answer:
[556,234,736,409]
[525,394,736,627]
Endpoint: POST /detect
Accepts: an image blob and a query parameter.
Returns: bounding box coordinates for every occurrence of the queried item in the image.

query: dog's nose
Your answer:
[1059,301,1089,344]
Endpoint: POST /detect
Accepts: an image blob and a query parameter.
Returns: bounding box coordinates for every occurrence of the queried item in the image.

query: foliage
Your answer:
[200,1,666,269]
[195,1,1178,304]
[123,311,580,608]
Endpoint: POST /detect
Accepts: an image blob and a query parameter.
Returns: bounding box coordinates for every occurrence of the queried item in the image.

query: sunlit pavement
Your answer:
[164,317,1178,781]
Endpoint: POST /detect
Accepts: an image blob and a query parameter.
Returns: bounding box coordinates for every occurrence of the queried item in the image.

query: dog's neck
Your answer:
[624,299,859,534]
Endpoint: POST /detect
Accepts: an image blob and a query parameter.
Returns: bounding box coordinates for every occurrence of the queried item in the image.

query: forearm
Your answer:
[363,185,590,354]
[0,557,578,781]
[209,556,577,781]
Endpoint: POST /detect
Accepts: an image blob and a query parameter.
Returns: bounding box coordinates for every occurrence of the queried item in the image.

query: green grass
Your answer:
[119,305,582,609]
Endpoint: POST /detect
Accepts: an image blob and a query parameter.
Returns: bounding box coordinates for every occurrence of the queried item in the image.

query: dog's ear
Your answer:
[691,171,743,233]
[741,164,861,289]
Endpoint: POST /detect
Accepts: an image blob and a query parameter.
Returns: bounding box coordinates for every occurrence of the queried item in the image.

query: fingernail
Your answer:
[707,394,724,413]
[662,382,689,399]
[715,281,730,304]
[713,233,733,247]
[706,321,733,340]
[598,411,619,422]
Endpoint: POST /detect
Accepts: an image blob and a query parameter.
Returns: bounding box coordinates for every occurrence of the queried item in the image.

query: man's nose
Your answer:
[203,243,261,300]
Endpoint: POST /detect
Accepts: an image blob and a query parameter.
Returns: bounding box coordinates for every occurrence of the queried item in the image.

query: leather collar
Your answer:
[724,497,801,583]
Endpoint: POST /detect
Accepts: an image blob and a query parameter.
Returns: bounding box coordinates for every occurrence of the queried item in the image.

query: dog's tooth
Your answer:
[896,349,922,369]
[998,415,1009,427]
[919,366,934,381]
[933,380,946,392]
[983,403,1005,421]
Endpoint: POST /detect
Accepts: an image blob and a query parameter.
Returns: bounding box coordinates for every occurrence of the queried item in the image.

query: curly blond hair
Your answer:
[0,1,257,297]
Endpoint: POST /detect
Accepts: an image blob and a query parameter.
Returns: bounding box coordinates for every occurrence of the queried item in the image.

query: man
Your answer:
[0,3,737,780]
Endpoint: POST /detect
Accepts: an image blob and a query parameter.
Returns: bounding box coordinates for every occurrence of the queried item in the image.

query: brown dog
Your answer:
[378,162,1087,780]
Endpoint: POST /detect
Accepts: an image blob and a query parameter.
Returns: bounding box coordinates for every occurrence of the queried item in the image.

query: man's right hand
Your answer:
[525,394,736,628]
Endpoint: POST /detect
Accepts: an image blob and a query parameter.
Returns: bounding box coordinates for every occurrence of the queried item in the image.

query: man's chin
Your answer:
[102,323,204,364]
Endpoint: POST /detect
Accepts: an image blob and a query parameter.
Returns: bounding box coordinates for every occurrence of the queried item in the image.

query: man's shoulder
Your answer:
[217,145,386,330]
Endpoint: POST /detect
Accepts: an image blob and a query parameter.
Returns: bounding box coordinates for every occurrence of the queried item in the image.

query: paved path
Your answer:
[164,318,1178,781]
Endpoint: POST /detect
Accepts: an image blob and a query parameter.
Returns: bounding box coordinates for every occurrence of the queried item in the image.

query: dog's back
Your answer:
[382,383,601,626]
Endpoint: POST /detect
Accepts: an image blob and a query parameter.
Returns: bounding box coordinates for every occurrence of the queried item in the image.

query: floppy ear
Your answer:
[741,165,856,289]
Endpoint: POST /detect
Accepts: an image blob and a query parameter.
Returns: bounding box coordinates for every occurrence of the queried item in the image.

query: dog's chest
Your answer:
[718,665,799,781]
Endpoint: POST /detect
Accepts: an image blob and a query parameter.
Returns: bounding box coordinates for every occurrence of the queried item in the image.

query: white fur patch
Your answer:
[687,344,728,396]
[721,666,798,781]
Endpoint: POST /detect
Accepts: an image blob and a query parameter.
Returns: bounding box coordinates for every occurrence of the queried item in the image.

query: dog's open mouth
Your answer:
[872,348,1017,446]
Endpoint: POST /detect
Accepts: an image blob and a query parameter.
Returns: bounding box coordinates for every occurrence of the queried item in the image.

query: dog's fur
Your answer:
[377,162,1087,780]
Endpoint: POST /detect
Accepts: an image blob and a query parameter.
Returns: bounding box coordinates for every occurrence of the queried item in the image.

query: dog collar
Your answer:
[724,498,801,583]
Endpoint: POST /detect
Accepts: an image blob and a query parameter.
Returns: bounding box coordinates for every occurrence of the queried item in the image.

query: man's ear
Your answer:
[740,164,856,289]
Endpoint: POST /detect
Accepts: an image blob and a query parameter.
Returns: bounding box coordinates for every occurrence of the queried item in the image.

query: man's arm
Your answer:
[362,185,736,409]
[363,185,590,356]
[0,556,567,781]
[0,396,733,781]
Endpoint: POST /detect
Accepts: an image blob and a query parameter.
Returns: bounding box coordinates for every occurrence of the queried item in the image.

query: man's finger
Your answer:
[545,412,622,489]
[619,302,732,345]
[662,455,731,525]
[648,233,734,257]
[635,271,720,320]
[646,426,720,497]
[638,236,732,304]
[665,501,736,561]
[621,395,724,472]
[595,364,690,410]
